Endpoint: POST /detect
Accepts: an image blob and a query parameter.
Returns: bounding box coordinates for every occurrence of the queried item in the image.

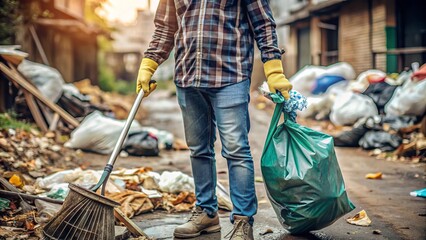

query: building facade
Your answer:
[280,0,426,76]
[15,0,101,84]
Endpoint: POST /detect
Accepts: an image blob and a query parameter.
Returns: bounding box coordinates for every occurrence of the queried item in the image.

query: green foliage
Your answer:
[98,56,115,92]
[0,0,21,44]
[0,113,35,131]
[115,79,136,95]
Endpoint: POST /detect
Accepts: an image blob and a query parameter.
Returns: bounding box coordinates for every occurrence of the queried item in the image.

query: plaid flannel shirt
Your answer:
[144,0,282,88]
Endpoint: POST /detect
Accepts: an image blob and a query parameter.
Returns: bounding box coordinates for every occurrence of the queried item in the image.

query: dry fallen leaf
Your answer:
[365,172,382,180]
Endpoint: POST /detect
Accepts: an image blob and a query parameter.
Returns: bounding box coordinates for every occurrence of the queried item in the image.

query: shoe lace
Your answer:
[225,219,250,239]
[188,208,202,222]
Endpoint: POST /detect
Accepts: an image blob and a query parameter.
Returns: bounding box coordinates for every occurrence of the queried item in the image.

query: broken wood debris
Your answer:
[0,61,80,131]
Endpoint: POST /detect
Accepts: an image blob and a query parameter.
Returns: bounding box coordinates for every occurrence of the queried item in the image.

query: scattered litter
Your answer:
[158,171,194,194]
[8,174,24,188]
[34,199,62,223]
[0,198,10,212]
[365,172,383,180]
[410,188,426,198]
[140,187,162,198]
[35,169,82,189]
[108,190,155,218]
[217,182,232,211]
[373,229,382,235]
[0,128,82,182]
[40,183,70,200]
[346,210,372,226]
[259,228,274,236]
[173,138,189,151]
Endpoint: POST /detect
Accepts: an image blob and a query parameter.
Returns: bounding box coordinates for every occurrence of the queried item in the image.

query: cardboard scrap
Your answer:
[108,190,154,218]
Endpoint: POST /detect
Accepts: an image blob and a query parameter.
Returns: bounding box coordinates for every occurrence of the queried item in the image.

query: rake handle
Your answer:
[92,87,146,193]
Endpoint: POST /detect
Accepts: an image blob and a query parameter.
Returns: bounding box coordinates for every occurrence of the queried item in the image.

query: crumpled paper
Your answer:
[346,210,372,226]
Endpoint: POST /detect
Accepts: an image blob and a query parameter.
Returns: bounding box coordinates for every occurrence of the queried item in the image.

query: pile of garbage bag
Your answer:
[293,62,426,158]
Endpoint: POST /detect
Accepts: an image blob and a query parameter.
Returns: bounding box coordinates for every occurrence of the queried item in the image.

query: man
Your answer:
[137,0,292,239]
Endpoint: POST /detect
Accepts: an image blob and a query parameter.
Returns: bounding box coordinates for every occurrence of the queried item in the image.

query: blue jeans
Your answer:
[176,80,257,224]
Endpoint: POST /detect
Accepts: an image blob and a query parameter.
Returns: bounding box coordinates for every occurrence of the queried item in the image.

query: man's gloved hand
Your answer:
[136,58,158,97]
[264,59,292,100]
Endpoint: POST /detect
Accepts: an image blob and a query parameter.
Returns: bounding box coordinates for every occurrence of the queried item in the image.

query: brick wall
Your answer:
[371,0,387,71]
[339,0,387,74]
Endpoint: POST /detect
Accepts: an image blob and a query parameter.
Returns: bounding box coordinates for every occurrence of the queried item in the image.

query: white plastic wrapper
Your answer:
[35,168,82,189]
[158,171,195,194]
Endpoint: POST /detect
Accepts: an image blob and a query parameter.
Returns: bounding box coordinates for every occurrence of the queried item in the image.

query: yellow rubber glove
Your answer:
[136,58,158,97]
[264,59,292,100]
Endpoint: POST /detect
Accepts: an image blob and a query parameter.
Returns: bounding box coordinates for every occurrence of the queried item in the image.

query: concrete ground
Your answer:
[87,90,425,240]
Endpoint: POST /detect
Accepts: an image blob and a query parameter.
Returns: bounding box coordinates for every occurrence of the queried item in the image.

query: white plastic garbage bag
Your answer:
[158,171,195,194]
[290,63,355,96]
[64,111,142,154]
[330,92,379,126]
[290,65,326,96]
[385,79,426,116]
[298,81,349,120]
[326,62,356,80]
[18,60,64,102]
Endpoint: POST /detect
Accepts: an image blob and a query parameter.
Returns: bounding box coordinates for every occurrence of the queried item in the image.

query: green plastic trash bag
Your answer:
[261,103,355,234]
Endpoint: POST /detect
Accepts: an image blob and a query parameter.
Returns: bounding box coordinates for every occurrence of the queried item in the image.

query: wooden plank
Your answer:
[24,92,48,132]
[0,62,79,128]
[113,208,149,239]
[29,25,50,66]
[7,63,56,127]
[49,113,60,131]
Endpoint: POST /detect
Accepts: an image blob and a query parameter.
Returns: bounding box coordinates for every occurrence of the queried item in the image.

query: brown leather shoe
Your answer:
[225,215,254,240]
[173,206,221,238]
